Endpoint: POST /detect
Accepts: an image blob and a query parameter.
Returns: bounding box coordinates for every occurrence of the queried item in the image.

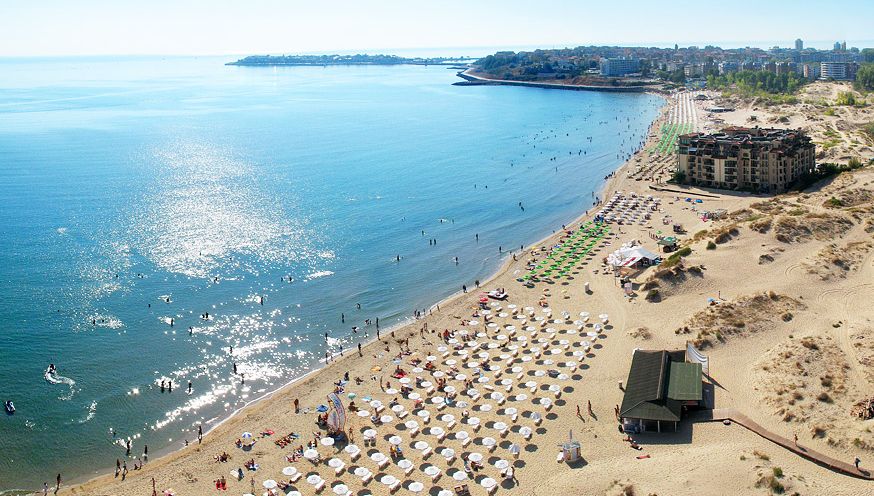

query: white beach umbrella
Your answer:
[262,480,277,489]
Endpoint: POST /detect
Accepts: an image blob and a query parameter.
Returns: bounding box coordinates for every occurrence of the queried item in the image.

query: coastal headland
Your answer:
[227,54,475,67]
[56,81,874,496]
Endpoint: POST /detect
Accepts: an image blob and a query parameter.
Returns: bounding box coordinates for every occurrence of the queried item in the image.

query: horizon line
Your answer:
[2,39,874,59]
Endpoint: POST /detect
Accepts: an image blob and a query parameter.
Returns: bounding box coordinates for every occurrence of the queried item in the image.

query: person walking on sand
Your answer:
[43,482,48,495]
[587,400,593,417]
[152,477,157,496]
[855,457,861,470]
[116,458,121,477]
[55,474,61,493]
[294,398,300,414]
[794,432,798,447]
[198,424,203,444]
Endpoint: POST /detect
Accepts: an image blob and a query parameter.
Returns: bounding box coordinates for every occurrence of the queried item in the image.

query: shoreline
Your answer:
[456,68,662,93]
[51,91,668,495]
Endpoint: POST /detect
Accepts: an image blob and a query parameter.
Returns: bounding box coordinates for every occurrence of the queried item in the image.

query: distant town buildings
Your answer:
[820,61,853,80]
[473,39,870,84]
[677,127,815,193]
[600,57,640,77]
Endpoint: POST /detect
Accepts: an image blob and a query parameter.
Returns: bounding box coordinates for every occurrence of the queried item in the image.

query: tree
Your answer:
[862,48,874,63]
[854,63,874,92]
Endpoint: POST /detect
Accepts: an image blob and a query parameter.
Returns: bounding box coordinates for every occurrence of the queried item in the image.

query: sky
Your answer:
[1,0,873,57]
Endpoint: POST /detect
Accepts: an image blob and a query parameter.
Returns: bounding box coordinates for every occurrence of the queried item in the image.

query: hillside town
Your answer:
[473,40,873,87]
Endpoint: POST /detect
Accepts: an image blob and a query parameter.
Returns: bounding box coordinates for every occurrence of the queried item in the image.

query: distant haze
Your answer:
[1,0,872,57]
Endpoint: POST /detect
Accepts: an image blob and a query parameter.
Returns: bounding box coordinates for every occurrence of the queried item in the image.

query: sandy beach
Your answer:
[56,89,874,496]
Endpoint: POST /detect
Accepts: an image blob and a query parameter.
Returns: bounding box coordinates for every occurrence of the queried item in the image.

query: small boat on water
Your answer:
[4,400,14,414]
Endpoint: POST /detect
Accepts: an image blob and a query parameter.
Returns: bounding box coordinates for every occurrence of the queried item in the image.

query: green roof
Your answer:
[619,350,702,422]
[667,362,703,401]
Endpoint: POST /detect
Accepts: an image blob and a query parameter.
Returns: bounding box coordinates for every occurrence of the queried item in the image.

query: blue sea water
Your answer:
[0,56,662,490]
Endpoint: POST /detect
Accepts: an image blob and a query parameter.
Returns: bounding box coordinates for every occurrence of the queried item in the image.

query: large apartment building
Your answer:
[600,57,640,77]
[676,127,815,193]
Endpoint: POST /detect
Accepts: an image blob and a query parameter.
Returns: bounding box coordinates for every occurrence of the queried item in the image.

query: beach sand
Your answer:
[56,90,874,496]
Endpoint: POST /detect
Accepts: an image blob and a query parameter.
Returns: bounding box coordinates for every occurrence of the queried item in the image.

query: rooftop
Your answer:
[619,350,702,422]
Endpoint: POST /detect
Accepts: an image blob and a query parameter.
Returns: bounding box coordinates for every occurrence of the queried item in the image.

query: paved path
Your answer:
[698,408,871,480]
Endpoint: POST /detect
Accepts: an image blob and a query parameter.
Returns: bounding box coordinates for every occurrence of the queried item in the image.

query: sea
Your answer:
[0,55,662,491]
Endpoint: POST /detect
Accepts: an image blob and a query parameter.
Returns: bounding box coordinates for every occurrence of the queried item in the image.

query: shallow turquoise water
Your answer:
[0,56,662,490]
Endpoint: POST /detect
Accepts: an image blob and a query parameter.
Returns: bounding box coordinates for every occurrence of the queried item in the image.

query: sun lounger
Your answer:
[289,472,302,483]
[389,479,401,492]
[421,446,433,458]
[445,420,456,429]
[461,437,472,447]
[314,479,326,492]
